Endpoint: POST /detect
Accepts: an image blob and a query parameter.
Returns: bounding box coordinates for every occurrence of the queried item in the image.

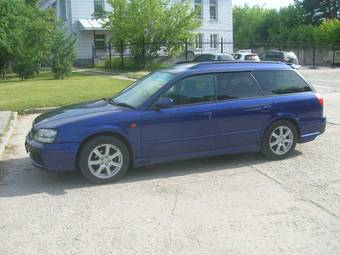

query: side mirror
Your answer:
[154,97,174,110]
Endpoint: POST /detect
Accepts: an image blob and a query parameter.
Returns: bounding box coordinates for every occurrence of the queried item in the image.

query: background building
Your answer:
[39,0,233,66]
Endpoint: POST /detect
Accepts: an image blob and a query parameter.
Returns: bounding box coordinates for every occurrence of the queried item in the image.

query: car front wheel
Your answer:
[262,120,297,160]
[79,135,130,184]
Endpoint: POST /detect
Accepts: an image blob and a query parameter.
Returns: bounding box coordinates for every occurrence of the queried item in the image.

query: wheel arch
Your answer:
[261,117,301,142]
[75,131,134,170]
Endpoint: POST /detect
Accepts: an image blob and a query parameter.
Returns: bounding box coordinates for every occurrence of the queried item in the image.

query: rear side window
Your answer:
[216,72,262,100]
[253,70,311,95]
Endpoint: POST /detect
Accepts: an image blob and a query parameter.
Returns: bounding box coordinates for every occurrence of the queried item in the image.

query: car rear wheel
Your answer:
[79,135,130,184]
[262,120,297,160]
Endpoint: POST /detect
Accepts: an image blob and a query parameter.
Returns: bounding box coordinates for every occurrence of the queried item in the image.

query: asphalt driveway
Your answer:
[0,68,339,255]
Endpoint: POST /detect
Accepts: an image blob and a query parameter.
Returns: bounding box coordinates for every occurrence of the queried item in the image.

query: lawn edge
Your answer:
[0,112,18,160]
[22,107,59,115]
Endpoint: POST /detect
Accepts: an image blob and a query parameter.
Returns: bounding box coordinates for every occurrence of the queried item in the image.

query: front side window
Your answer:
[194,0,203,19]
[252,70,312,95]
[210,0,218,20]
[194,54,216,62]
[163,75,215,106]
[113,72,174,108]
[94,0,105,13]
[216,72,262,100]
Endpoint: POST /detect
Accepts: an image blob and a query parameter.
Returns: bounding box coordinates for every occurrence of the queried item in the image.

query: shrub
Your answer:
[51,26,76,79]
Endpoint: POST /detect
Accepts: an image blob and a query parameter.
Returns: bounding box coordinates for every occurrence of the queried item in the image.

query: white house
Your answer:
[39,0,233,66]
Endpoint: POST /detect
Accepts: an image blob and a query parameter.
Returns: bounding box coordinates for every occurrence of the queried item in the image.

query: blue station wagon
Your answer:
[25,62,326,184]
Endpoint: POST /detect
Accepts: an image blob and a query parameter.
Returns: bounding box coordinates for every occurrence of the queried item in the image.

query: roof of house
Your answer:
[78,19,108,31]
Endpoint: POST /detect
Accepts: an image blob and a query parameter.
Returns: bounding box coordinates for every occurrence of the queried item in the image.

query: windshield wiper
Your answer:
[102,98,116,105]
[112,101,136,110]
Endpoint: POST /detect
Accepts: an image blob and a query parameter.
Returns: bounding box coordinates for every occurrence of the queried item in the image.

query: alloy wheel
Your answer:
[88,144,123,179]
[269,126,294,155]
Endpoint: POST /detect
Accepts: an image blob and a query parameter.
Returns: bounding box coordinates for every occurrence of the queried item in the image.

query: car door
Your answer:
[214,72,273,150]
[141,74,216,159]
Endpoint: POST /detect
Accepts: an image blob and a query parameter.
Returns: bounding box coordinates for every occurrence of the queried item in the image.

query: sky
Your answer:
[233,0,295,9]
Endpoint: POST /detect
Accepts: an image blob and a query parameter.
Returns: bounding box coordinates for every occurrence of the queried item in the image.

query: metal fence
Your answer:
[250,42,340,67]
[91,40,233,69]
[87,41,340,69]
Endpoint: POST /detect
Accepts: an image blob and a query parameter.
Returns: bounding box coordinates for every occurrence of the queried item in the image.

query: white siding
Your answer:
[69,0,112,59]
[39,0,233,60]
[171,0,233,53]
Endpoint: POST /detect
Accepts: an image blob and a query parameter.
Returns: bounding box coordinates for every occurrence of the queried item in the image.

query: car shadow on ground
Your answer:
[0,151,302,198]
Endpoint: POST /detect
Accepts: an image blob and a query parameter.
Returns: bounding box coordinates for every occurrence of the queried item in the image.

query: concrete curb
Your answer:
[22,107,58,115]
[0,112,18,160]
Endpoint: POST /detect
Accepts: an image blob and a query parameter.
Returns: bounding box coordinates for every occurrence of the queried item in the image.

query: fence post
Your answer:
[185,40,188,61]
[312,44,316,69]
[221,37,224,54]
[120,40,124,69]
[108,41,112,69]
[142,35,146,69]
[333,43,336,67]
[92,45,95,68]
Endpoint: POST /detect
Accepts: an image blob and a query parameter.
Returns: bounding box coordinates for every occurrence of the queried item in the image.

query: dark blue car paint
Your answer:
[25,62,326,171]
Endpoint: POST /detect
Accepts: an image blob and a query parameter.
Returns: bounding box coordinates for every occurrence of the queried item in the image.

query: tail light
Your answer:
[315,93,324,106]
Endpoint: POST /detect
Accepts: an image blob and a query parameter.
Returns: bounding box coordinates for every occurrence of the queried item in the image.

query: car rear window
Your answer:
[263,52,283,61]
[245,54,260,61]
[216,72,262,100]
[252,70,312,95]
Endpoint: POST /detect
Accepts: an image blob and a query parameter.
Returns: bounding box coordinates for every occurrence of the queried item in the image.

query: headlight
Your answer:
[33,129,58,143]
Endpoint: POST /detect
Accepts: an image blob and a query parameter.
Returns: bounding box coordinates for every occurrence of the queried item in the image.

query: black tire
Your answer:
[79,135,130,184]
[261,120,298,160]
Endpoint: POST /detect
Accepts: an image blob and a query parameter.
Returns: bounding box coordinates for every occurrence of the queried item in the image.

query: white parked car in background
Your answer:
[233,52,260,61]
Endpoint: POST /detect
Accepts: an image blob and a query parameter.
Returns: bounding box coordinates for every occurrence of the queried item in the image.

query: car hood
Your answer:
[34,99,122,127]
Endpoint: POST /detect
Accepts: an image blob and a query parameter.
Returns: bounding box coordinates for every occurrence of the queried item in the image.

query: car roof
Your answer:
[164,61,291,74]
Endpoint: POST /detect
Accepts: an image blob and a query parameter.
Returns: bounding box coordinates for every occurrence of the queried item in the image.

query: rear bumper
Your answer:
[299,117,326,143]
[25,136,79,172]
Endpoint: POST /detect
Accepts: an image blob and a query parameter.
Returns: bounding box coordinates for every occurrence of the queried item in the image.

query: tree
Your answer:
[106,0,200,67]
[0,0,25,79]
[0,0,55,80]
[50,25,76,79]
[13,7,55,80]
[294,0,340,24]
[316,19,340,44]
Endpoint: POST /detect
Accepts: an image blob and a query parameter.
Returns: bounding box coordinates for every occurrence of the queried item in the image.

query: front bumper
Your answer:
[25,135,79,172]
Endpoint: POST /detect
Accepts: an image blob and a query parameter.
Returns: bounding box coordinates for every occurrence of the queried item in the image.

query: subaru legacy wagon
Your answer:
[25,62,326,184]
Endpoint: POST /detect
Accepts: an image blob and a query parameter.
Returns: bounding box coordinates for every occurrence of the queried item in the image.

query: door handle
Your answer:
[200,112,213,119]
[261,105,272,112]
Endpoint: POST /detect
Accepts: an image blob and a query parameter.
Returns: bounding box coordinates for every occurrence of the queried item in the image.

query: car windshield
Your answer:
[112,71,174,109]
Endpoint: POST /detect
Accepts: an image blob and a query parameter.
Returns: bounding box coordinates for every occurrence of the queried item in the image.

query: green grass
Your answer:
[0,72,132,113]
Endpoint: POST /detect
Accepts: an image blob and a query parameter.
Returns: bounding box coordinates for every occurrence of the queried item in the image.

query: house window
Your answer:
[59,0,66,21]
[210,34,218,48]
[95,34,106,50]
[196,33,203,49]
[194,0,203,19]
[210,0,218,20]
[94,0,105,13]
